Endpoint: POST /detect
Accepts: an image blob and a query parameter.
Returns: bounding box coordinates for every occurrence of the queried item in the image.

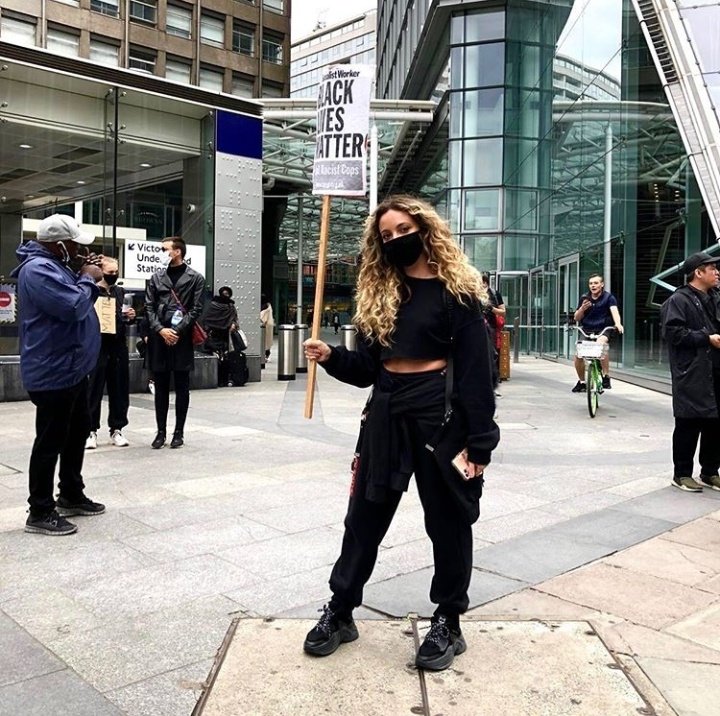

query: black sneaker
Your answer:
[56,494,106,516]
[170,432,184,449]
[415,614,466,671]
[303,605,358,657]
[151,431,166,449]
[25,510,77,536]
[602,375,612,389]
[571,381,586,393]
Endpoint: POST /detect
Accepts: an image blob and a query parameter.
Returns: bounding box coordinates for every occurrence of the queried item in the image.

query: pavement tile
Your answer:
[0,612,64,688]
[67,555,259,619]
[45,596,236,692]
[663,517,720,551]
[607,475,673,498]
[541,490,629,518]
[538,562,714,629]
[161,471,280,498]
[199,619,420,716]
[121,516,283,562]
[245,494,349,533]
[466,588,606,621]
[0,669,124,716]
[607,621,720,663]
[472,508,564,544]
[666,602,720,652]
[369,539,435,584]
[422,621,645,716]
[634,658,720,716]
[605,536,720,587]
[612,488,720,524]
[216,526,344,578]
[362,566,527,617]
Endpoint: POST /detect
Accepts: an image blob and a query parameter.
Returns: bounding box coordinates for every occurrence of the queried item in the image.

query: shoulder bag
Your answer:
[170,288,208,346]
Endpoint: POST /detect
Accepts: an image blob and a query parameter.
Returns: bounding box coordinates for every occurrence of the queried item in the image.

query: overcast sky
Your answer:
[291,1,375,42]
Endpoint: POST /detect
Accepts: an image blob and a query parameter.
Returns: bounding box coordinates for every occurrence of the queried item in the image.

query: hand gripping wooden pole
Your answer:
[304,195,332,419]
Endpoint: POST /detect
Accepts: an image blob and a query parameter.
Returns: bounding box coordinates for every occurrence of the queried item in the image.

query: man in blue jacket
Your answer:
[12,214,106,536]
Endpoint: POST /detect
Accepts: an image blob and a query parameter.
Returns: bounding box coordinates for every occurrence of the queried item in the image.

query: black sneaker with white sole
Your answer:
[415,614,466,671]
[56,494,106,516]
[571,381,586,393]
[303,605,358,657]
[25,510,77,536]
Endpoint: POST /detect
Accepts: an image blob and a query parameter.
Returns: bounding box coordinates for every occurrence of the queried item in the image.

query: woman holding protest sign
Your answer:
[302,195,499,671]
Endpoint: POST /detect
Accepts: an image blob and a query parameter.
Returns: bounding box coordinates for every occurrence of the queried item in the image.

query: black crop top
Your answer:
[380,276,450,361]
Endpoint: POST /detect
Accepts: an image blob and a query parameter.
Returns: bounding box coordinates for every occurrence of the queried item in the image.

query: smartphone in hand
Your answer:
[451,449,480,481]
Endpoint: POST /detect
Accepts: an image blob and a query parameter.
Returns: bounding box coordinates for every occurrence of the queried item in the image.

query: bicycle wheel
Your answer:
[586,360,599,418]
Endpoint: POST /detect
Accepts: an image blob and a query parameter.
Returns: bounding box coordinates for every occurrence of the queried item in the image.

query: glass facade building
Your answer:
[377,0,720,386]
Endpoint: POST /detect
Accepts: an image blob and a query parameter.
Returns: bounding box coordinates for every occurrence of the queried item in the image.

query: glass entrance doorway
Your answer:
[558,254,580,360]
[497,271,529,353]
[528,266,558,356]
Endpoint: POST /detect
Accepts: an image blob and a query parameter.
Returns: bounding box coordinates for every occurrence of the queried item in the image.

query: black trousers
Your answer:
[673,370,720,478]
[153,371,190,434]
[27,378,89,516]
[88,340,130,432]
[329,415,474,617]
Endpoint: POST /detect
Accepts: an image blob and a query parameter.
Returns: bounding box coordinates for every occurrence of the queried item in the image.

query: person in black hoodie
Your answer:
[661,251,720,492]
[145,237,205,449]
[203,286,241,386]
[302,195,499,672]
[86,257,135,449]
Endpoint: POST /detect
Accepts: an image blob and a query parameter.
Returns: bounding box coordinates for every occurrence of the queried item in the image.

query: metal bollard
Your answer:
[295,324,308,373]
[340,324,357,351]
[277,324,297,381]
[260,323,266,370]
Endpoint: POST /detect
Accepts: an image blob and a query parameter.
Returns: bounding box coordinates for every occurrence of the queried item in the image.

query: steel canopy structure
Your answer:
[261,98,435,260]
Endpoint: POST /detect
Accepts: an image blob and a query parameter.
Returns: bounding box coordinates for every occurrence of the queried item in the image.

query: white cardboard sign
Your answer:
[123,240,206,281]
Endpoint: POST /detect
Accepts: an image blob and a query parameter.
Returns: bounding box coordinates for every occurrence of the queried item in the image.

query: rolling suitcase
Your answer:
[224,350,249,387]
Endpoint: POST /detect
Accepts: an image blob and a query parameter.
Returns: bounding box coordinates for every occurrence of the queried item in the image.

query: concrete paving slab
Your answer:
[198,618,420,716]
[538,562,714,629]
[663,517,720,551]
[0,669,124,716]
[421,620,646,716]
[635,658,720,716]
[466,588,606,621]
[0,612,64,688]
[605,535,720,587]
[362,566,527,617]
[666,602,720,652]
[613,488,720,524]
[472,508,564,544]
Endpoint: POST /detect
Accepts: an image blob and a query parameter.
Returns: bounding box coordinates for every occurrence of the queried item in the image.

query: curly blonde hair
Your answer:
[353,194,487,346]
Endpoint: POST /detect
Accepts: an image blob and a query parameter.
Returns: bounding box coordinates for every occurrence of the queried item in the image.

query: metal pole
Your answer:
[603,122,613,292]
[369,122,378,213]
[513,316,520,364]
[112,88,119,258]
[296,196,304,324]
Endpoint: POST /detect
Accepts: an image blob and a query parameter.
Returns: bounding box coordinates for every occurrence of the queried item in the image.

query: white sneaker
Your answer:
[110,430,129,447]
[85,431,97,450]
[148,381,155,395]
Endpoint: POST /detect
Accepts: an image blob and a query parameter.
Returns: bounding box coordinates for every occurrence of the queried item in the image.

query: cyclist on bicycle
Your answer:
[572,273,624,392]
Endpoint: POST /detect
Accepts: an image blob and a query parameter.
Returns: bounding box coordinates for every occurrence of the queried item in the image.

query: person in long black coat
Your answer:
[145,237,205,449]
[661,251,720,491]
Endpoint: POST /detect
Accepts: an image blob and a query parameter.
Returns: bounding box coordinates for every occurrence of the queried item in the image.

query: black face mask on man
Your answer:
[381,231,425,268]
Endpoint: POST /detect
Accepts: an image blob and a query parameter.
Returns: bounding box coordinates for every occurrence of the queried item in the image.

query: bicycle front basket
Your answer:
[576,341,604,359]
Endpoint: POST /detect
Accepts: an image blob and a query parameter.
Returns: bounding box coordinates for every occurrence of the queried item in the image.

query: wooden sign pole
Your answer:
[304,194,332,419]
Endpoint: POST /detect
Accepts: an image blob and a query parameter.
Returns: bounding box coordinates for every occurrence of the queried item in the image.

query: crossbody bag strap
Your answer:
[444,290,454,414]
[170,288,186,313]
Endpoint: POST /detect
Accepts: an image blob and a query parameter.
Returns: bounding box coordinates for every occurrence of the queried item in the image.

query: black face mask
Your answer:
[381,231,425,268]
[103,274,118,286]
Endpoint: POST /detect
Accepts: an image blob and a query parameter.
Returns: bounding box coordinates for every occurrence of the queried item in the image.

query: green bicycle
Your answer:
[575,326,613,418]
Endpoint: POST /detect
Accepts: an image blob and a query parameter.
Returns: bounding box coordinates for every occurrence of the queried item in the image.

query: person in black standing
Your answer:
[661,251,720,492]
[86,257,136,449]
[481,273,506,395]
[145,237,205,449]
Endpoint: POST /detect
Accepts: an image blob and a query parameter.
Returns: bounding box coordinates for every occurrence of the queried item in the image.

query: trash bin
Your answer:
[340,324,357,351]
[499,330,511,381]
[277,324,297,381]
[295,324,308,374]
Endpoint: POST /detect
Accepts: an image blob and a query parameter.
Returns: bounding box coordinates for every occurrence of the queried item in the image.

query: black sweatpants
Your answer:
[88,340,130,433]
[153,370,191,434]
[27,378,90,516]
[329,415,474,617]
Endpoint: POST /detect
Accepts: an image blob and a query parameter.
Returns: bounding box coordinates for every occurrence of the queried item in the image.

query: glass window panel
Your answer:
[505,88,541,138]
[464,43,504,87]
[167,5,192,38]
[165,59,191,83]
[47,28,79,57]
[89,39,119,67]
[199,67,224,91]
[681,6,720,73]
[264,0,284,13]
[233,23,255,55]
[90,0,118,16]
[450,47,463,88]
[464,88,504,137]
[449,92,463,138]
[464,189,500,230]
[449,140,463,188]
[130,0,156,24]
[201,14,224,48]
[450,14,464,44]
[232,74,255,97]
[506,42,540,88]
[465,10,504,42]
[503,235,536,270]
[262,82,284,97]
[262,36,284,64]
[128,47,156,73]
[505,189,538,231]
[464,235,498,271]
[1,16,36,46]
[504,138,538,186]
[462,138,503,186]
